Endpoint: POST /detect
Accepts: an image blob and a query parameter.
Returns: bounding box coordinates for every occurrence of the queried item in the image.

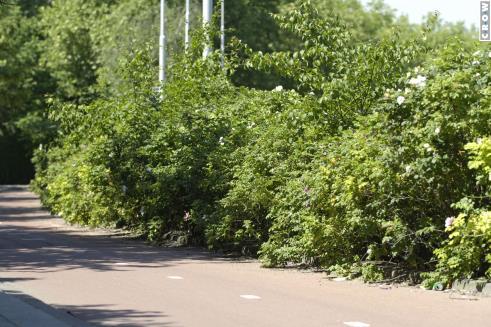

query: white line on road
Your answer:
[240,295,261,300]
[343,322,370,327]
[114,263,130,266]
[167,276,184,280]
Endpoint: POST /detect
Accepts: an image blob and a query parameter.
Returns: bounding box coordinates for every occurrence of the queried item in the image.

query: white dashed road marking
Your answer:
[114,262,130,266]
[240,295,261,300]
[343,322,370,327]
[167,276,184,280]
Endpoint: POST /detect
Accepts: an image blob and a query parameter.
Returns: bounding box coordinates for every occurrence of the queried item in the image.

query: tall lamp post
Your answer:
[185,0,190,50]
[160,0,225,82]
[220,0,225,67]
[202,0,213,58]
[159,0,166,83]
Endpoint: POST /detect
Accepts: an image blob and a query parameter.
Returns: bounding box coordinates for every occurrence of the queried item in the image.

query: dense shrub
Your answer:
[33,1,491,283]
[34,41,276,242]
[423,137,491,285]
[260,46,491,276]
[207,1,425,254]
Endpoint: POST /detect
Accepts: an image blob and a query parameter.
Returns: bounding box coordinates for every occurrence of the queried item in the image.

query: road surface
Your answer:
[0,185,490,327]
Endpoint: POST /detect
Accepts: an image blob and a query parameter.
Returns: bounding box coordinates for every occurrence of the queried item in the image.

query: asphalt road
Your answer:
[0,185,490,327]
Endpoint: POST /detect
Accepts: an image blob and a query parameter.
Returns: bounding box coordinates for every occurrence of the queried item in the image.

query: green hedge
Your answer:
[33,2,491,284]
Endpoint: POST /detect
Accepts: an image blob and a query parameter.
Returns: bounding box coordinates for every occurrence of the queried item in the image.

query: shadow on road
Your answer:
[61,304,174,327]
[0,225,232,273]
[0,185,28,193]
[0,196,39,202]
[3,289,172,327]
[0,207,52,219]
[0,186,248,274]
[0,277,37,283]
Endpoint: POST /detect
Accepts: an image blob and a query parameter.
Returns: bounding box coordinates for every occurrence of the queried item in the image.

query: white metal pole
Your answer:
[202,0,213,58]
[220,0,225,67]
[159,0,166,83]
[185,0,190,50]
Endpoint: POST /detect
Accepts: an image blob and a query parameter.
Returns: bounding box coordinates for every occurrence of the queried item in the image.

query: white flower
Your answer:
[247,122,256,129]
[434,127,441,135]
[472,60,480,66]
[477,138,483,145]
[146,167,152,173]
[397,96,405,105]
[405,165,412,174]
[488,52,491,58]
[404,88,411,94]
[475,73,481,77]
[409,75,427,88]
[423,143,430,149]
[473,50,482,57]
[219,136,225,145]
[273,85,284,92]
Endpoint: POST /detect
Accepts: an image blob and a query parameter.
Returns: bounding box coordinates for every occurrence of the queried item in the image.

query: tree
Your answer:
[0,4,50,182]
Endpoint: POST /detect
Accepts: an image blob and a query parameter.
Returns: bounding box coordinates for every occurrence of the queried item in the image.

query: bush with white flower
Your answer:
[32,0,491,284]
[408,75,427,88]
[260,37,491,281]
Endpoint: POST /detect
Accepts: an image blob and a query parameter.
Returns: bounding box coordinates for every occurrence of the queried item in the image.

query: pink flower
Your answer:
[445,217,455,228]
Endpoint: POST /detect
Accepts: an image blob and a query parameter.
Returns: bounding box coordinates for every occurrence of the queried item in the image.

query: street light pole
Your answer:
[202,0,213,58]
[220,0,225,67]
[185,0,190,50]
[159,0,166,83]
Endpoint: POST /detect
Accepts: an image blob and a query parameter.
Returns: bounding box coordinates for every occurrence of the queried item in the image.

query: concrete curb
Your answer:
[452,279,491,297]
[0,290,91,327]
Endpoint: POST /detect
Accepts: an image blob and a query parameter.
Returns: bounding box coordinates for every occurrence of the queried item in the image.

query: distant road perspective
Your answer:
[0,185,490,327]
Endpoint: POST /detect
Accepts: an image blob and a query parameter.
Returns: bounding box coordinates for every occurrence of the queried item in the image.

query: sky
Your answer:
[360,0,478,27]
